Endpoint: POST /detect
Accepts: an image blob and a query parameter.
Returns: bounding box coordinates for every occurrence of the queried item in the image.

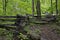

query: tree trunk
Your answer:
[51,0,53,14]
[2,0,8,15]
[32,0,35,16]
[36,0,41,20]
[55,0,58,16]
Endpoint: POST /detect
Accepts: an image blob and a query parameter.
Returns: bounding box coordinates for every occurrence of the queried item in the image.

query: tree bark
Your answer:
[2,0,8,15]
[56,0,58,16]
[51,0,53,14]
[32,0,35,16]
[36,0,41,20]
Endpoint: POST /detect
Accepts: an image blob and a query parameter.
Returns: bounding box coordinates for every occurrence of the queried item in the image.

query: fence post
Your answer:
[13,15,27,40]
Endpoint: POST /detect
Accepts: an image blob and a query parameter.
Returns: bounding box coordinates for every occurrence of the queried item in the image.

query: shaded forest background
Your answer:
[0,0,60,16]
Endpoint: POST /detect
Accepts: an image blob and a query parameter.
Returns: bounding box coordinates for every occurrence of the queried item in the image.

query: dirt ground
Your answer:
[40,24,60,40]
[25,23,60,40]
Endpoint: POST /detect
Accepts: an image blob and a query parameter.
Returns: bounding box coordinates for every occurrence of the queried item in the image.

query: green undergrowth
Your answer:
[0,28,13,40]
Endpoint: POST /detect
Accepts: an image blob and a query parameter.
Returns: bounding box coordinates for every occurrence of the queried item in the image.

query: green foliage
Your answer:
[18,33,29,40]
[0,0,60,16]
[0,28,13,40]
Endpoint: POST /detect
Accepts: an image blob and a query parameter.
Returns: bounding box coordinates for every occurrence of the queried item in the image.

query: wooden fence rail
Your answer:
[0,15,58,40]
[0,24,16,26]
[0,16,16,18]
[0,15,28,40]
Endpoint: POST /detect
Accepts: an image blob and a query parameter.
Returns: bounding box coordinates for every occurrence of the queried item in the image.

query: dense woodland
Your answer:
[0,0,60,15]
[0,0,60,40]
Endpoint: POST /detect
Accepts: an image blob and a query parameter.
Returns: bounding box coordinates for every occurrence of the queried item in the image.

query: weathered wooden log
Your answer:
[45,15,57,22]
[0,16,16,18]
[0,19,15,22]
[0,24,16,30]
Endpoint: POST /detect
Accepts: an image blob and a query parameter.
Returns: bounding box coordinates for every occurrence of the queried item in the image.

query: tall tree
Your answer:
[32,0,35,16]
[2,0,8,15]
[36,0,41,20]
[51,0,53,14]
[56,0,58,16]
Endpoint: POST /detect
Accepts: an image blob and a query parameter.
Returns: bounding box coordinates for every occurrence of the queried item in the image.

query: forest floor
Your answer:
[0,22,60,40]
[40,24,60,40]
[25,23,60,40]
